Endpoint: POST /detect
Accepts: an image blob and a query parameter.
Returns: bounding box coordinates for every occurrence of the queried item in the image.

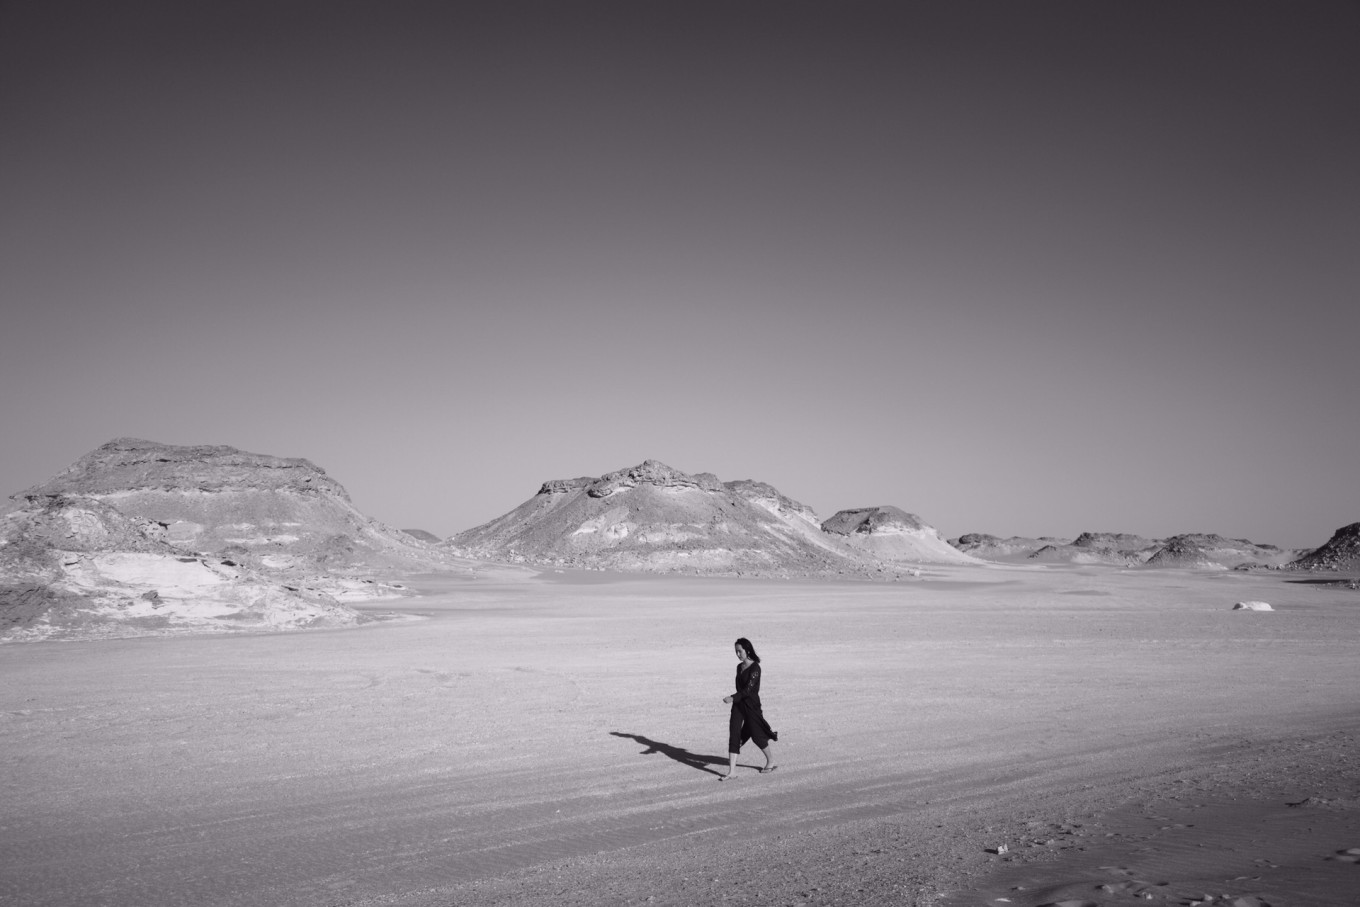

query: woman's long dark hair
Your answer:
[735,637,760,664]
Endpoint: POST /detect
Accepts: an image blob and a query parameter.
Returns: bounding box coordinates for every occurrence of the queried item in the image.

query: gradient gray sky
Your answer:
[3,1,1357,548]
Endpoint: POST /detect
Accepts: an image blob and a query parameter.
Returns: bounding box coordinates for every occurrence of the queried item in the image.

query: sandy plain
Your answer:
[2,565,1358,907]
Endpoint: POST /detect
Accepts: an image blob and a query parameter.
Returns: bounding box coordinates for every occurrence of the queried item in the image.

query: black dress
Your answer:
[728,661,777,753]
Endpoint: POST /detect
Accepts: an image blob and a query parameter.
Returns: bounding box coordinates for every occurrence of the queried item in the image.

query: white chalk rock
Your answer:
[1233,601,1274,611]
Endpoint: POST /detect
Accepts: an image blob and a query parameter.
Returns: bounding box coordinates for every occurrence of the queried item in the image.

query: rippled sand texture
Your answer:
[3,565,1358,906]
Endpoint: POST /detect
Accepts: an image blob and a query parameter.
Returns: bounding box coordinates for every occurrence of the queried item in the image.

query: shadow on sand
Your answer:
[611,732,728,776]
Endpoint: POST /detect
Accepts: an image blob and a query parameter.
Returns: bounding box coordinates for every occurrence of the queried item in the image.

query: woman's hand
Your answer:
[723,695,733,704]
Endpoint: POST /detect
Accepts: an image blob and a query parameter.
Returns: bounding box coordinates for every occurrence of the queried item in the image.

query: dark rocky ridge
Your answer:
[1289,522,1360,571]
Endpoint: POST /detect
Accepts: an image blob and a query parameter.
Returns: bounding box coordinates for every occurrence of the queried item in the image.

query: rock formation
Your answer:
[2,438,475,640]
[953,528,1295,569]
[1022,531,1162,566]
[401,529,442,543]
[0,495,366,640]
[1288,522,1360,571]
[949,534,1067,562]
[1233,601,1274,611]
[448,460,848,576]
[447,460,952,577]
[821,507,981,565]
[1143,533,1287,570]
[15,438,461,580]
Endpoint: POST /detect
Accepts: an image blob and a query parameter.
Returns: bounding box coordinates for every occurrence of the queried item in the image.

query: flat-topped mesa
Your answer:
[1288,522,1360,571]
[17,437,349,501]
[11,438,460,579]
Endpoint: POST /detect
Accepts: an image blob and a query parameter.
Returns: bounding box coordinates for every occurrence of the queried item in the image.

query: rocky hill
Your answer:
[2,438,479,641]
[1142,533,1289,570]
[447,460,954,577]
[822,507,980,566]
[0,495,366,641]
[1288,522,1360,571]
[15,438,461,581]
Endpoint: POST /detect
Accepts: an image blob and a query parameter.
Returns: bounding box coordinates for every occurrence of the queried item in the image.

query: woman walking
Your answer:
[720,637,778,780]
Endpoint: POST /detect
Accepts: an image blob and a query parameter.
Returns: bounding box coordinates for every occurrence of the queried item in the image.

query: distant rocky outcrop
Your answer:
[1072,531,1158,552]
[1288,523,1360,571]
[0,495,367,641]
[952,528,1296,569]
[1143,533,1286,570]
[822,507,980,566]
[949,534,1066,562]
[447,460,949,577]
[1024,531,1162,566]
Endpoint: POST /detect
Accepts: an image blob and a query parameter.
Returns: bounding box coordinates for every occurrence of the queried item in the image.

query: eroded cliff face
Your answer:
[448,461,964,577]
[0,495,368,641]
[1,438,474,641]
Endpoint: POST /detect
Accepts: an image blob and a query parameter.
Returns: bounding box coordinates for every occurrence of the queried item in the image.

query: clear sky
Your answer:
[2,1,1357,549]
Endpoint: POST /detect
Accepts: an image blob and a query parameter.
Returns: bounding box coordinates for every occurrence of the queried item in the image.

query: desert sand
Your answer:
[3,564,1358,907]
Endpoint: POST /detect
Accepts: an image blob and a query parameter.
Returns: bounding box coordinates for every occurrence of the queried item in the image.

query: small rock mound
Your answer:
[401,529,442,543]
[1288,522,1360,571]
[1233,601,1274,611]
[823,507,979,566]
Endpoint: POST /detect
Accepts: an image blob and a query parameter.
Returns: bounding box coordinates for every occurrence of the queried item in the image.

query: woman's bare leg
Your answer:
[719,752,738,780]
[760,742,777,773]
